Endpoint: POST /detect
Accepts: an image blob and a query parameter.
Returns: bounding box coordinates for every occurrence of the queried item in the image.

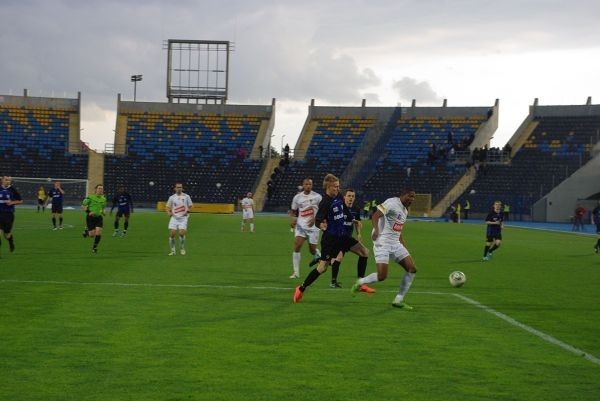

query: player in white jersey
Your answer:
[351,188,418,309]
[288,178,322,278]
[166,182,193,256]
[240,192,255,233]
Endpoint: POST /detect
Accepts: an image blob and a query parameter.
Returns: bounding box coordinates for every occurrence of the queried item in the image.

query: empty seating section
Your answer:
[308,116,374,164]
[458,115,599,216]
[363,116,484,204]
[264,116,374,208]
[125,112,262,163]
[0,105,87,201]
[104,112,266,204]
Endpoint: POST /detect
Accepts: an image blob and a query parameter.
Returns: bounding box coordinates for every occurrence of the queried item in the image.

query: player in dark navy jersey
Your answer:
[483,201,504,261]
[110,186,134,237]
[0,176,23,253]
[327,189,374,293]
[293,174,359,303]
[48,181,65,230]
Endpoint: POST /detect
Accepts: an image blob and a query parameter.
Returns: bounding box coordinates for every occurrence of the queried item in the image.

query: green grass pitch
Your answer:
[1,209,598,400]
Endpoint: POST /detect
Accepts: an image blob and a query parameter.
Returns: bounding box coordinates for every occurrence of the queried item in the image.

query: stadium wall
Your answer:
[532,153,600,222]
[117,100,274,118]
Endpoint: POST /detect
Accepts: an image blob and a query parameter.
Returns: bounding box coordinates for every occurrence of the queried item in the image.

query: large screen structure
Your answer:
[164,39,231,103]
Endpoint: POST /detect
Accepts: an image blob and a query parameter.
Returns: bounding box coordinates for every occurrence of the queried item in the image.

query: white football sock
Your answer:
[292,252,301,275]
[398,272,416,299]
[358,272,379,285]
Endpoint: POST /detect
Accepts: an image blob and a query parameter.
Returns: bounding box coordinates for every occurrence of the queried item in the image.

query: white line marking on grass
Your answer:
[2,279,598,366]
[453,293,600,366]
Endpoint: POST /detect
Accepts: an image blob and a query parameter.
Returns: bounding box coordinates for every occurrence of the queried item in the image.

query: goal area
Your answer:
[10,177,88,206]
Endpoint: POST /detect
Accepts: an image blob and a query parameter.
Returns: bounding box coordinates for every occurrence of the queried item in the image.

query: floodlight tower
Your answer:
[130,74,143,101]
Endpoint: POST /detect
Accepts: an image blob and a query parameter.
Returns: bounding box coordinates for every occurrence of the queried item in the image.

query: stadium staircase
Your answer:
[253,158,281,211]
[341,107,400,190]
[429,166,476,217]
[87,150,105,192]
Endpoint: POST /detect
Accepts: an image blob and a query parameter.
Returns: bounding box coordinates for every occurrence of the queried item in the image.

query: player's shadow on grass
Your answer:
[448,259,487,264]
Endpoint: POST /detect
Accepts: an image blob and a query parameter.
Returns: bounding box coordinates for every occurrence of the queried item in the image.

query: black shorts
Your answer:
[0,212,15,233]
[116,209,130,218]
[321,234,358,262]
[341,236,359,254]
[37,198,45,206]
[52,204,63,214]
[487,234,502,242]
[86,215,103,231]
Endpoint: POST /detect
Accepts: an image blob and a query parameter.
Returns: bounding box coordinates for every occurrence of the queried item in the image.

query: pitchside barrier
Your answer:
[156,202,234,214]
[408,193,432,217]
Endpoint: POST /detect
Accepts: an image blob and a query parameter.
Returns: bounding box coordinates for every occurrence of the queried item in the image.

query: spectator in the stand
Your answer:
[503,143,512,158]
[284,143,290,162]
[573,205,586,231]
[406,166,412,177]
[472,148,480,164]
[236,147,247,159]
[266,181,274,200]
[487,108,493,119]
[447,130,453,145]
[480,145,488,162]
[258,145,264,159]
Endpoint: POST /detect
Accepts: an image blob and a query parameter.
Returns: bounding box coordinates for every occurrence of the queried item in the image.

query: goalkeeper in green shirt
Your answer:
[82,184,107,253]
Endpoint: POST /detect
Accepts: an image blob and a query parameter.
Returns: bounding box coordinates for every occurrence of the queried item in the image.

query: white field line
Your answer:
[453,293,600,366]
[1,279,598,366]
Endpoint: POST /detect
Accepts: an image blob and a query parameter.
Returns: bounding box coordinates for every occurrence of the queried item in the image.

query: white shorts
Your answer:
[294,225,320,245]
[169,216,189,231]
[373,241,410,264]
[242,209,254,220]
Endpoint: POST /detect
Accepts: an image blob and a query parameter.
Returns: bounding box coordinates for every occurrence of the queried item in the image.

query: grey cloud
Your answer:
[392,77,442,105]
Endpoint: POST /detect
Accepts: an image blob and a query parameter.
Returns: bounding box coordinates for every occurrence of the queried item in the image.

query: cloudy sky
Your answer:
[1,0,599,151]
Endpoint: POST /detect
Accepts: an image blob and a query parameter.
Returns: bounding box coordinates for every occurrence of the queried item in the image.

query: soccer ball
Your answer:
[216,183,222,189]
[449,271,466,287]
[149,181,155,186]
[469,189,476,194]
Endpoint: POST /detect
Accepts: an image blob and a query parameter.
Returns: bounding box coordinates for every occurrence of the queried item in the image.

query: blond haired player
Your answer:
[288,178,322,279]
[351,188,418,309]
[240,192,255,233]
[166,182,193,256]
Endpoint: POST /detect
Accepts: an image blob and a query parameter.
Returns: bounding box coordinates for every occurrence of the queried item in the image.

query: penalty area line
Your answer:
[453,293,600,366]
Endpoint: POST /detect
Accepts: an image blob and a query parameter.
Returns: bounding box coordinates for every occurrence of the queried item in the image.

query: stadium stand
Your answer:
[263,102,497,213]
[0,92,88,203]
[263,110,377,210]
[104,100,273,206]
[362,114,488,207]
[457,104,600,220]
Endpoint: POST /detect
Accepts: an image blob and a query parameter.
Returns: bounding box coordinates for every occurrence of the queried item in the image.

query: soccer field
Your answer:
[1,209,598,401]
